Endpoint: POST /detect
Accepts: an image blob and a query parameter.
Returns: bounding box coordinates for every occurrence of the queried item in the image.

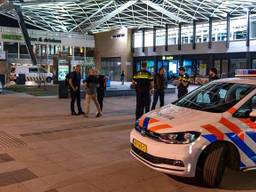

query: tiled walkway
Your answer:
[0,93,255,192]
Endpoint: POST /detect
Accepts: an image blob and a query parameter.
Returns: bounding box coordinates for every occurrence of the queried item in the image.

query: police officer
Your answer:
[177,67,190,98]
[132,62,154,120]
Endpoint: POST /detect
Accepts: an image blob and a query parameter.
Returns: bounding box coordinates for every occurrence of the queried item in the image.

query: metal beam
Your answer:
[164,0,197,20]
[153,26,156,52]
[69,0,113,32]
[142,0,188,23]
[246,9,250,47]
[165,24,168,51]
[208,17,212,49]
[192,20,196,50]
[15,0,80,7]
[226,13,230,48]
[15,6,37,66]
[83,0,138,32]
[178,23,182,50]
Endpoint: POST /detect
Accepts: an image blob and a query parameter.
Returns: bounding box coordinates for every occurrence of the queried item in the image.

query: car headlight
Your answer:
[159,131,201,144]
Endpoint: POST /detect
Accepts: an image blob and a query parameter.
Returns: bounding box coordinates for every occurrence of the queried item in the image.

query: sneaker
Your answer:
[96,113,102,118]
[71,112,78,116]
[78,111,85,115]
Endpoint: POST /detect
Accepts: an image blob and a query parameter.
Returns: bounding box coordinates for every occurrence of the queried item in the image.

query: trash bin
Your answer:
[58,81,69,98]
[16,74,26,85]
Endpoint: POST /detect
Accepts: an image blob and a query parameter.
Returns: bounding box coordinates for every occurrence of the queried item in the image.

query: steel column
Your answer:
[15,6,37,65]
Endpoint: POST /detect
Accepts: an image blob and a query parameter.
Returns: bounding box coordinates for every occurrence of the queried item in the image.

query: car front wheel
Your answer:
[200,144,227,187]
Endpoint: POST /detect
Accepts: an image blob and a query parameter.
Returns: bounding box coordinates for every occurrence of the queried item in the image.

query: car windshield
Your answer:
[173,82,255,113]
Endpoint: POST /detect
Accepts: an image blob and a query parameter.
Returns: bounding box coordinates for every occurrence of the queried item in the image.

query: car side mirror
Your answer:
[249,110,256,121]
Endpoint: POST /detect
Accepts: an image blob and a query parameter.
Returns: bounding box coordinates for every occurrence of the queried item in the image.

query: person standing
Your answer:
[151,67,166,110]
[96,70,107,111]
[209,67,219,82]
[84,69,102,118]
[120,70,125,85]
[132,62,154,120]
[177,67,190,99]
[68,65,84,116]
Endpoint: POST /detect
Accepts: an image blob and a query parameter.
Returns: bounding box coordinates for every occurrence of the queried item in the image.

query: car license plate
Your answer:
[133,139,147,153]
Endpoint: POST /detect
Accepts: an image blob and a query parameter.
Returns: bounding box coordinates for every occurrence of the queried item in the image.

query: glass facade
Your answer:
[156,29,165,46]
[168,27,178,45]
[133,15,256,47]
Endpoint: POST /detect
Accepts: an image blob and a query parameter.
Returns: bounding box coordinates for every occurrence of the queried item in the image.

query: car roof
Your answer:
[212,78,256,85]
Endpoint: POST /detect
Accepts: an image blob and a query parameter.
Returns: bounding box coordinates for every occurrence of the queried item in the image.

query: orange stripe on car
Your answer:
[149,124,172,132]
[227,107,237,115]
[139,117,145,127]
[201,124,224,140]
[239,118,256,131]
[149,118,159,124]
[219,117,244,140]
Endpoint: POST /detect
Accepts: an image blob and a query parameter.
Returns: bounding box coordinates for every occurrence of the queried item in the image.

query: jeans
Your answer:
[151,90,164,110]
[136,93,151,120]
[84,94,101,114]
[70,89,83,113]
[97,89,105,111]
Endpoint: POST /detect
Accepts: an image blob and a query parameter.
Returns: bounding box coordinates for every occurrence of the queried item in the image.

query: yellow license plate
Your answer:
[133,139,147,153]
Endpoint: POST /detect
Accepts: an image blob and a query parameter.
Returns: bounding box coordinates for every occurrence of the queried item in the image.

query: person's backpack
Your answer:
[65,72,71,87]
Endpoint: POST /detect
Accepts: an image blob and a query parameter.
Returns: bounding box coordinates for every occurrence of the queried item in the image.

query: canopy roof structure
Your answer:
[0,0,256,33]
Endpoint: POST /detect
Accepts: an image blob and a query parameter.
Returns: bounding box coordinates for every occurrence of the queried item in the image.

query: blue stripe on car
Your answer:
[226,133,256,164]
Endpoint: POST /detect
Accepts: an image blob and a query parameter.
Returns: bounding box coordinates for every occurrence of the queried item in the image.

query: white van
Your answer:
[10,66,53,83]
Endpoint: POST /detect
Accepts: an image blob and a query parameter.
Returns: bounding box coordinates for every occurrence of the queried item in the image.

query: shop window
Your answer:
[252,59,256,69]
[183,60,193,76]
[19,44,28,54]
[214,60,221,77]
[231,58,247,77]
[4,42,18,53]
[101,57,121,81]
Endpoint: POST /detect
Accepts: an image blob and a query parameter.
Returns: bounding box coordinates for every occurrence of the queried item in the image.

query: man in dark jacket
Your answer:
[96,70,106,111]
[132,62,154,120]
[68,65,84,116]
[151,67,166,110]
[209,67,219,82]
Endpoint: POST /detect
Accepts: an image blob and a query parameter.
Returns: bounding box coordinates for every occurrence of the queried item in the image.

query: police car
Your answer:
[130,78,256,187]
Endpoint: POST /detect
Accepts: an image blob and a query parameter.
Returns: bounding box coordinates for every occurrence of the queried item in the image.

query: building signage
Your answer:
[30,37,61,43]
[1,34,61,44]
[2,34,22,41]
[162,56,174,60]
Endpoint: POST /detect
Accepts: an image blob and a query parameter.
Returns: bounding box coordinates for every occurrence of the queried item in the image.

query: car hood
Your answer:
[140,104,221,134]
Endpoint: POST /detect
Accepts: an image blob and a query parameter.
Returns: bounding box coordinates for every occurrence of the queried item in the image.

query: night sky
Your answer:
[0,14,40,29]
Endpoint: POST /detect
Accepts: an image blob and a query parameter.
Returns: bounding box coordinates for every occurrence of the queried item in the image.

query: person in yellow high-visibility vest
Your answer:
[131,62,154,120]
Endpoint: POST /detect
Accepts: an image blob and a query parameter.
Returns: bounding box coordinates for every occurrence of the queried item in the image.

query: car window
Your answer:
[234,95,256,118]
[174,82,255,113]
[39,68,47,73]
[196,93,211,104]
[29,68,38,73]
[219,89,227,99]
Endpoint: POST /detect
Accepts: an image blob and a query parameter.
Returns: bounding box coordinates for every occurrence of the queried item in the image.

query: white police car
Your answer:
[130,78,256,187]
